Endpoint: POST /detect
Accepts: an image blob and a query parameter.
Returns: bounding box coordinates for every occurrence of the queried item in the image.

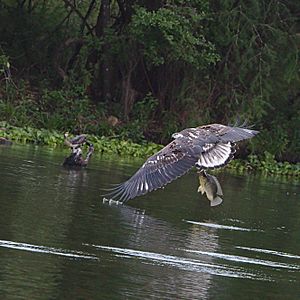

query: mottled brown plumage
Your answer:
[106,124,259,203]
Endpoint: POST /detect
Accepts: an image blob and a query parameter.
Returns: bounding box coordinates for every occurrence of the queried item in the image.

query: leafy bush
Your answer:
[129,3,219,68]
[0,122,163,157]
[0,83,109,135]
[227,152,300,176]
[1,122,299,176]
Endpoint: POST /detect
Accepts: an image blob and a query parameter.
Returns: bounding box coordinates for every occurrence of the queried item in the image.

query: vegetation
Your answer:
[0,121,162,157]
[227,153,300,177]
[0,1,299,167]
[1,122,299,176]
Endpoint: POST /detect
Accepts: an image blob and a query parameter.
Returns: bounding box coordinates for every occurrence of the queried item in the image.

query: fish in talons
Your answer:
[198,170,223,207]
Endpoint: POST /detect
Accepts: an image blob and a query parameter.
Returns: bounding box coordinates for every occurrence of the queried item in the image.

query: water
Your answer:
[0,144,299,299]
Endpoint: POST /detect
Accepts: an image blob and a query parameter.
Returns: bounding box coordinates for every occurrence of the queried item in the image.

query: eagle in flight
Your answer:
[105,124,259,203]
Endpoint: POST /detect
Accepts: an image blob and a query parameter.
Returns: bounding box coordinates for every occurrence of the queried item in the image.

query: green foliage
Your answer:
[132,93,158,124]
[0,1,93,81]
[0,121,64,145]
[0,122,163,157]
[0,83,109,135]
[1,122,299,176]
[116,93,158,142]
[227,152,300,176]
[0,0,299,163]
[0,52,10,76]
[204,0,300,159]
[129,3,219,68]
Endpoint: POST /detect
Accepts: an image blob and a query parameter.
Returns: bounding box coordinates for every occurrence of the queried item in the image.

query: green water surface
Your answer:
[0,145,299,300]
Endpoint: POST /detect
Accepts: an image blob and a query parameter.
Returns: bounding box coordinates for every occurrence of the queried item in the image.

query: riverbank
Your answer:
[0,122,162,157]
[0,123,299,177]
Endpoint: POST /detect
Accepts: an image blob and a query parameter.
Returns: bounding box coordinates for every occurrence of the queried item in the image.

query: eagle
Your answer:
[105,124,259,203]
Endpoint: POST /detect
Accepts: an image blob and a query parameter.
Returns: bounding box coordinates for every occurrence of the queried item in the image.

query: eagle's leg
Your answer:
[195,162,205,174]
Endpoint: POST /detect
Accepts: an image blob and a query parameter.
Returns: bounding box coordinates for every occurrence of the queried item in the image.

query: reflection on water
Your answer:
[96,203,221,299]
[0,145,299,299]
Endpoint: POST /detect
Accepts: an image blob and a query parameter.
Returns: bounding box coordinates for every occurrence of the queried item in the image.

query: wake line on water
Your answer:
[236,246,300,260]
[180,249,300,270]
[0,240,98,260]
[183,220,263,232]
[84,243,270,281]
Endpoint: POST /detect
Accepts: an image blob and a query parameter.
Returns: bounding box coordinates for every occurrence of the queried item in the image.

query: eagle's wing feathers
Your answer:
[198,124,259,143]
[196,142,236,169]
[192,124,258,169]
[105,140,199,203]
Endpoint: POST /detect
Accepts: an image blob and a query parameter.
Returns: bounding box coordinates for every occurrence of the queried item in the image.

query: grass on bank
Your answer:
[1,122,299,177]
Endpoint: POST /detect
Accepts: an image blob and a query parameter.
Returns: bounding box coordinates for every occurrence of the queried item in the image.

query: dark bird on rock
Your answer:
[105,123,259,203]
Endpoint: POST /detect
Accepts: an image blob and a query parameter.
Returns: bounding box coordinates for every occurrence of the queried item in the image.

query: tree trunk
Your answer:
[92,0,112,103]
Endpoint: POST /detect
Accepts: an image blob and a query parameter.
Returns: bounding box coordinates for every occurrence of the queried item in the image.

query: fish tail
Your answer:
[210,196,223,207]
[197,186,205,194]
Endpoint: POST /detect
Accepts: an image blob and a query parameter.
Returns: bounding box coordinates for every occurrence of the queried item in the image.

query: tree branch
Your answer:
[62,0,94,35]
[80,0,96,34]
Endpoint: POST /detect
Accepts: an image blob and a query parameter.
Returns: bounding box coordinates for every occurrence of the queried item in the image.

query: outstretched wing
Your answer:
[104,139,200,203]
[202,124,259,143]
[176,124,259,169]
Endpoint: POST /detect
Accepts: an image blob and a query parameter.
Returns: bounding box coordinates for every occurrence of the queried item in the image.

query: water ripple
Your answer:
[0,240,98,260]
[183,220,263,232]
[85,244,270,281]
[180,249,300,270]
[236,246,300,260]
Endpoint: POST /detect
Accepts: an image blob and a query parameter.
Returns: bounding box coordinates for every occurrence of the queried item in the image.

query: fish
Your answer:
[198,170,223,207]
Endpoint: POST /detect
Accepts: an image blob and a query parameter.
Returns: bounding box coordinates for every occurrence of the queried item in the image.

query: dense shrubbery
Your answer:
[0,121,162,157]
[227,153,300,176]
[0,83,161,143]
[1,122,299,176]
[0,0,299,163]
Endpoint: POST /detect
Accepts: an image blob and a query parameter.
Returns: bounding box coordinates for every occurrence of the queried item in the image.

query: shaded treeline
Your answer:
[0,0,299,161]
